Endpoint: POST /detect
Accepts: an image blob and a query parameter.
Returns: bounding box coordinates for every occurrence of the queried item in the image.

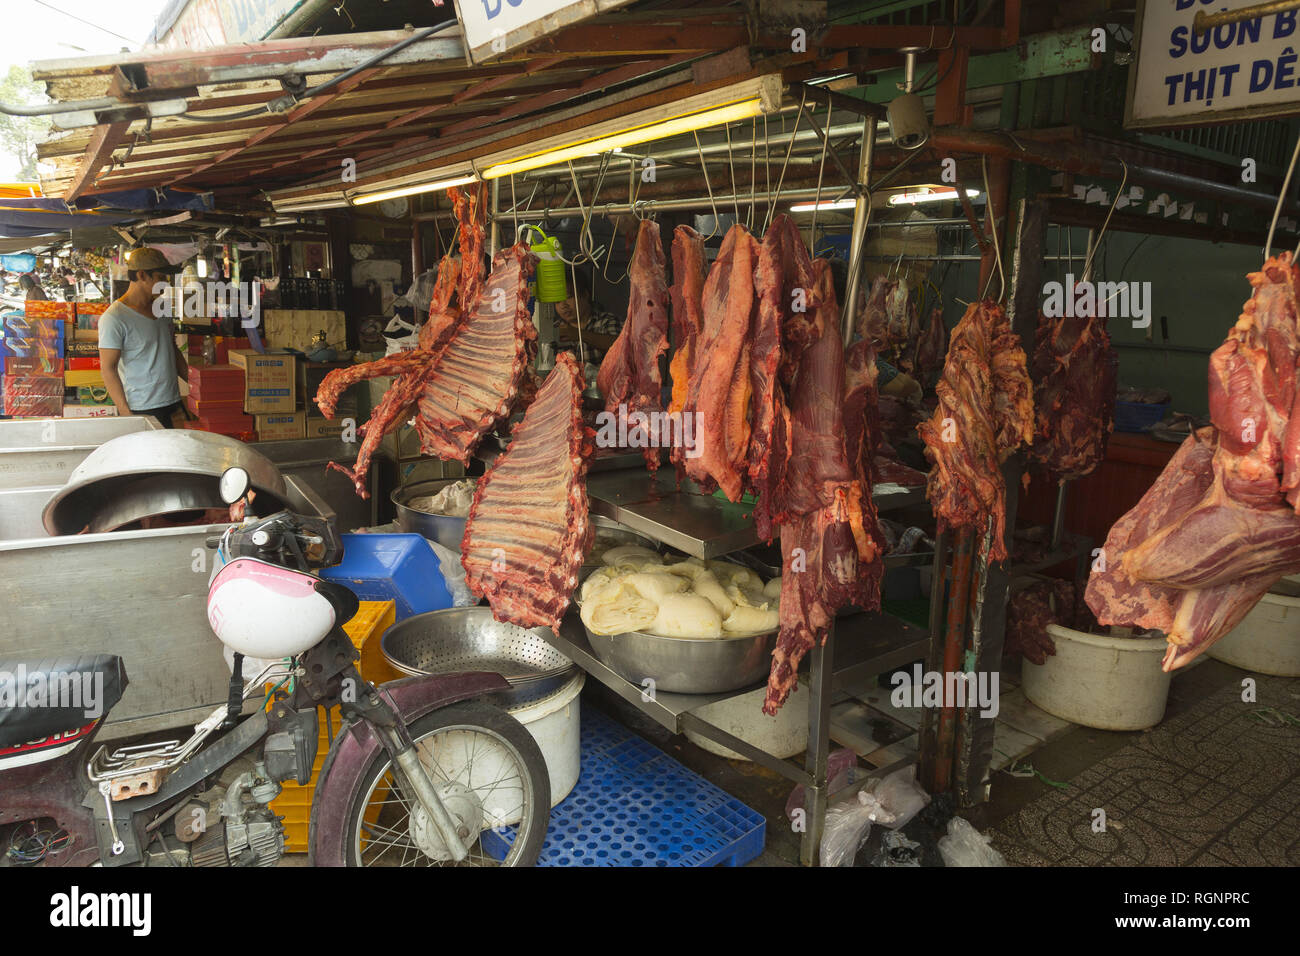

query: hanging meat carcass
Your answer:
[750,214,816,541]
[859,276,891,350]
[765,260,884,716]
[667,226,706,416]
[461,352,594,629]
[917,300,1033,562]
[1087,254,1300,669]
[597,219,670,472]
[1028,309,1118,480]
[681,224,760,500]
[883,280,918,372]
[316,240,537,496]
[914,306,948,387]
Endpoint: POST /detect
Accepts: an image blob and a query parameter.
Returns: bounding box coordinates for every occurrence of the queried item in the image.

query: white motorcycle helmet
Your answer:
[207,557,338,660]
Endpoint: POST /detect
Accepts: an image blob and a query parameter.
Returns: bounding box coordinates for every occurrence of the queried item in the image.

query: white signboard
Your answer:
[453,0,636,65]
[1126,0,1300,128]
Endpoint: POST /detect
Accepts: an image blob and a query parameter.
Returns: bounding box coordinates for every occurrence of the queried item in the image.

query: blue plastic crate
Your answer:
[319,533,452,620]
[482,710,766,866]
[1113,400,1168,433]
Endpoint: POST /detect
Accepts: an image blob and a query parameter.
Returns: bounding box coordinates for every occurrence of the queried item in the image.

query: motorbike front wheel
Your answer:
[343,702,550,867]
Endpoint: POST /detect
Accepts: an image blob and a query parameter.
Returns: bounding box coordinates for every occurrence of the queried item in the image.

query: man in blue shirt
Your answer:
[99,248,189,427]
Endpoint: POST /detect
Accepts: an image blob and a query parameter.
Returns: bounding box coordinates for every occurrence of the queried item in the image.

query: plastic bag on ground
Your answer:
[872,829,922,867]
[820,789,895,867]
[785,748,864,821]
[938,816,1007,867]
[874,764,931,830]
[428,539,477,607]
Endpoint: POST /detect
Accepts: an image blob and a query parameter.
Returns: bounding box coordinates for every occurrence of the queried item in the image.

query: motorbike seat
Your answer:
[314,579,359,629]
[0,655,127,749]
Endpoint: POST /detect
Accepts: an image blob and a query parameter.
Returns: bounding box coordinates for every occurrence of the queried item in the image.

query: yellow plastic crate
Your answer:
[270,599,396,852]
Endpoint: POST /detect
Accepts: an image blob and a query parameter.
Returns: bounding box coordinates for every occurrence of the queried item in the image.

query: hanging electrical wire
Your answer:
[1081,159,1128,284]
[980,154,1006,302]
[1268,131,1300,259]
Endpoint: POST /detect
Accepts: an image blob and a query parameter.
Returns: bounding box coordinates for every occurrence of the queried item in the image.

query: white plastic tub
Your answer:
[1021,625,1171,731]
[510,671,584,808]
[684,676,808,760]
[1209,592,1300,677]
[427,671,583,828]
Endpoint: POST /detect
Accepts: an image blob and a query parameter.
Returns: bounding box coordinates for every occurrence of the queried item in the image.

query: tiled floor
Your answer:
[827,670,1076,772]
[988,666,1300,866]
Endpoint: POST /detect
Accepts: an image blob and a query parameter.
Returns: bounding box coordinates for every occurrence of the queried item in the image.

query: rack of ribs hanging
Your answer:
[315,182,539,497]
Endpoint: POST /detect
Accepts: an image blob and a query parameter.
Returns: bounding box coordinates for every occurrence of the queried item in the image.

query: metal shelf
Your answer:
[544,607,930,788]
[584,467,927,560]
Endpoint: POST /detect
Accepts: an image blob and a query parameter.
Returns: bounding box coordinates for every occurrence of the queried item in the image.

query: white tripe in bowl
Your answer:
[411,478,476,517]
[579,557,779,638]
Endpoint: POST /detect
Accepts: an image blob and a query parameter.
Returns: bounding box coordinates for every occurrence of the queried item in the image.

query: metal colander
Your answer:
[381,607,576,707]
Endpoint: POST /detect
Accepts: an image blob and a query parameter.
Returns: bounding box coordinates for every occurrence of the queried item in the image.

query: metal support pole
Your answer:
[488,178,501,256]
[801,628,835,867]
[842,117,876,345]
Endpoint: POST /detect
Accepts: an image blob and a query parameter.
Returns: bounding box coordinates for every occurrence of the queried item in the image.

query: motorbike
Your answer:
[0,466,551,867]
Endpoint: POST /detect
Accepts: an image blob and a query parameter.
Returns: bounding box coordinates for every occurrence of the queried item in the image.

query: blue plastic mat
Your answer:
[319,533,452,620]
[482,709,765,866]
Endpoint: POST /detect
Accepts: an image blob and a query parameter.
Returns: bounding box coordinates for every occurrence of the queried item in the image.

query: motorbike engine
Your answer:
[184,767,285,867]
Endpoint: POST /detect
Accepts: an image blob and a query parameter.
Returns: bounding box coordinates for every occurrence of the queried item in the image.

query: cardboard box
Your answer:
[3,314,64,338]
[3,374,63,417]
[76,385,113,406]
[22,301,73,320]
[68,357,101,370]
[263,309,346,352]
[255,410,306,441]
[63,404,117,418]
[229,349,296,413]
[64,369,106,388]
[71,328,99,343]
[1,334,63,359]
[64,339,100,357]
[305,417,347,439]
[2,355,63,375]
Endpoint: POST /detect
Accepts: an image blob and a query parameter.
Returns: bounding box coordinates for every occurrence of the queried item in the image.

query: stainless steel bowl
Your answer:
[580,515,662,582]
[42,429,289,536]
[382,606,577,707]
[84,474,228,533]
[392,477,476,551]
[583,623,778,695]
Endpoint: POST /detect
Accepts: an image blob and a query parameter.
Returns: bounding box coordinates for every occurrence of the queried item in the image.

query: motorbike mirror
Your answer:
[219,467,252,505]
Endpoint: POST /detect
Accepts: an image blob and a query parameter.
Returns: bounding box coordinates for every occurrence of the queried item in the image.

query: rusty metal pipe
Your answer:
[931,528,976,795]
[1195,0,1300,34]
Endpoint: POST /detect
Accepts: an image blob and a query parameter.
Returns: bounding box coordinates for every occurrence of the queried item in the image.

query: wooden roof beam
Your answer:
[63,120,130,201]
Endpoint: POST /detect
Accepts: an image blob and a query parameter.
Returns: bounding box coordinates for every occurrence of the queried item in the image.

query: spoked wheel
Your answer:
[343,701,550,867]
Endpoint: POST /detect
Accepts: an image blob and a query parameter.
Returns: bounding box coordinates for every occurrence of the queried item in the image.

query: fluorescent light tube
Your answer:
[351,175,478,206]
[888,188,980,206]
[482,100,763,180]
[789,199,857,213]
[271,196,351,213]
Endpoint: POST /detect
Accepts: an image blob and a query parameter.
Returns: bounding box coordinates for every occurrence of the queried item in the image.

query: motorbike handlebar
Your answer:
[205,535,224,549]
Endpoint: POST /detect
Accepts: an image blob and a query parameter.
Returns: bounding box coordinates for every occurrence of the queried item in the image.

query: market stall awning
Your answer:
[0,188,213,238]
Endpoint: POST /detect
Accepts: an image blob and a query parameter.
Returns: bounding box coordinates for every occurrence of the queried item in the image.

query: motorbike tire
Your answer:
[340,701,550,867]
